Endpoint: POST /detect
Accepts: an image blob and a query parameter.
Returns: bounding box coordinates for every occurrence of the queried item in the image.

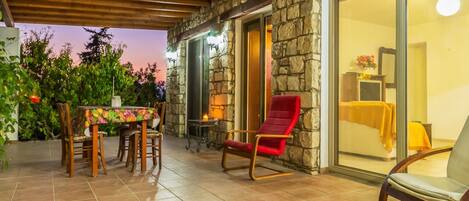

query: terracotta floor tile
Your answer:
[54,189,95,201]
[134,189,178,201]
[98,194,139,201]
[2,136,387,201]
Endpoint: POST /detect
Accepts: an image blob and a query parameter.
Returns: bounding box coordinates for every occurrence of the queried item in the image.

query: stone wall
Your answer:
[166,0,321,174]
[208,21,236,139]
[165,0,240,138]
[165,42,186,138]
[271,0,321,173]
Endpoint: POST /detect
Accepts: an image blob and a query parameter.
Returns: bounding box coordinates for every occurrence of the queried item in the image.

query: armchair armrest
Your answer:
[462,190,469,201]
[255,134,293,139]
[387,146,453,175]
[225,130,257,140]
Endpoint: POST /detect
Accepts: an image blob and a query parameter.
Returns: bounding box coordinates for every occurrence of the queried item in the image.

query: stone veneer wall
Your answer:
[165,0,241,138]
[166,0,321,174]
[271,0,321,173]
[165,42,186,137]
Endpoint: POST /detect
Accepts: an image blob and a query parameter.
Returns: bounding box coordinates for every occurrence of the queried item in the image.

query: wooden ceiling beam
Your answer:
[14,16,171,30]
[9,1,191,18]
[0,0,14,27]
[137,0,210,7]
[11,7,182,23]
[9,0,199,13]
[13,14,175,27]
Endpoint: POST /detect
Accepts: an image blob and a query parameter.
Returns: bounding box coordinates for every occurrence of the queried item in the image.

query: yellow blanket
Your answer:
[339,101,431,152]
[408,122,432,151]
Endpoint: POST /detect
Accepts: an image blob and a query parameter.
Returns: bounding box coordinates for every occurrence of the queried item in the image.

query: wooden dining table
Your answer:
[78,106,157,177]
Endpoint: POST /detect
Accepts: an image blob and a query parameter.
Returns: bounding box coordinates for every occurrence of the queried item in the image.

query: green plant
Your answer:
[0,41,36,169]
[20,30,70,140]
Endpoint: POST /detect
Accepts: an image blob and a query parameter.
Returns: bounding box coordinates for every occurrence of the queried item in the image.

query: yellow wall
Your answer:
[407,43,428,123]
[339,18,395,74]
[408,14,469,140]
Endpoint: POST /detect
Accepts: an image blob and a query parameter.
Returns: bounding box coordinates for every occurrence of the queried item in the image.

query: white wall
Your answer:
[409,15,469,140]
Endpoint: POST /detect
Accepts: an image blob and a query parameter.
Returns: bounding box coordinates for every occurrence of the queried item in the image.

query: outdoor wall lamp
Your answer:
[207,34,224,50]
[165,51,178,64]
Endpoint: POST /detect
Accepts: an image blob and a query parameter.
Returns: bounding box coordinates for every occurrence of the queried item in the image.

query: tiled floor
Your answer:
[339,139,454,176]
[0,136,386,201]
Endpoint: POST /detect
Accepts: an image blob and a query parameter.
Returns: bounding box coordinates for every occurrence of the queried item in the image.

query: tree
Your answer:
[132,62,166,106]
[79,27,113,65]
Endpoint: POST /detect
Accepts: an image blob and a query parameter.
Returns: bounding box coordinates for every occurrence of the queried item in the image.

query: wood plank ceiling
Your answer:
[3,0,211,30]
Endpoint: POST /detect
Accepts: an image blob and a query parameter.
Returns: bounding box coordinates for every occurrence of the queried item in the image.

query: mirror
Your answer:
[378,47,396,88]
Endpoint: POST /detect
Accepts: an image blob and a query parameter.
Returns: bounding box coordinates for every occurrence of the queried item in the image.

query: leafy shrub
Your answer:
[0,41,36,168]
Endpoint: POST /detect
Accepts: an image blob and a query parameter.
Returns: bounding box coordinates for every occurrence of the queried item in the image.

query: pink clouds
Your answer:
[16,23,167,81]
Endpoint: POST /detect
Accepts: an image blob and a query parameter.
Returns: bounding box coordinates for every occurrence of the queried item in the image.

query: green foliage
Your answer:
[20,30,71,140]
[77,45,136,106]
[0,40,36,169]
[15,27,164,141]
[133,63,165,106]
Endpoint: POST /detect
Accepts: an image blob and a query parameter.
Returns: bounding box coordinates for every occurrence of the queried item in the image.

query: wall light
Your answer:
[207,34,224,50]
[436,0,460,16]
[165,51,178,63]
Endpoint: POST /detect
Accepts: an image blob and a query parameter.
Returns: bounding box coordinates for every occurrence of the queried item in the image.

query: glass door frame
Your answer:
[240,12,272,140]
[186,34,210,122]
[327,0,408,182]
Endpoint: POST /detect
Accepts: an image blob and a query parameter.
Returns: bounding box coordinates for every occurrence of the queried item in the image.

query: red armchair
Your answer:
[221,95,301,181]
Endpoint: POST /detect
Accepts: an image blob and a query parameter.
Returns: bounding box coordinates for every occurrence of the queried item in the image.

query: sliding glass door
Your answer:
[331,0,469,180]
[335,0,398,176]
[187,36,209,122]
[330,0,401,181]
[406,0,468,176]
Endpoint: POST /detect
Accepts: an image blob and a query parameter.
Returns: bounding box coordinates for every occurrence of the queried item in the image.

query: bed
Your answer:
[339,101,431,160]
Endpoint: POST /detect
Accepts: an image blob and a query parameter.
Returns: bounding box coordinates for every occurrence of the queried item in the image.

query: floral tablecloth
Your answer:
[78,106,157,128]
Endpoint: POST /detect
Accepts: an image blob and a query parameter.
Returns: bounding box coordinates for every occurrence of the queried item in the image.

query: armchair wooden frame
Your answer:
[221,130,293,181]
[379,146,469,201]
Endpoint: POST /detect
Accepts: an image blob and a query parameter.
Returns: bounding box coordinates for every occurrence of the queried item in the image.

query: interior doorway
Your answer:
[241,15,272,141]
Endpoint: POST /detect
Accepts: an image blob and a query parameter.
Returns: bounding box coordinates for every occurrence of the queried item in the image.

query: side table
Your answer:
[186,119,219,152]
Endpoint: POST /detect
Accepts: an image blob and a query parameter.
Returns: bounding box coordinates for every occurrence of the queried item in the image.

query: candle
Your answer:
[203,114,209,121]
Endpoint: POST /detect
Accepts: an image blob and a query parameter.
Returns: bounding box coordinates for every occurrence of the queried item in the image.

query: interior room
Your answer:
[337,0,467,176]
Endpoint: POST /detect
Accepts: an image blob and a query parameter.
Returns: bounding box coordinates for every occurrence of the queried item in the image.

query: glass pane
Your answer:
[337,0,397,174]
[246,22,262,131]
[406,0,464,176]
[265,16,273,118]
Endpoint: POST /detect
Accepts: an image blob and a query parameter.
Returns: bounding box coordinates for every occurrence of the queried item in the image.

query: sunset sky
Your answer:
[16,23,168,81]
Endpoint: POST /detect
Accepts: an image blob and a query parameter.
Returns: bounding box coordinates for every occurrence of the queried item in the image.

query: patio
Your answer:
[0,136,386,201]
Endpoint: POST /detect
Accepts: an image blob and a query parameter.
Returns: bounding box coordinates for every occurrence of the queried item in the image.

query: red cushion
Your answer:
[224,140,283,156]
[224,95,301,156]
[257,96,301,154]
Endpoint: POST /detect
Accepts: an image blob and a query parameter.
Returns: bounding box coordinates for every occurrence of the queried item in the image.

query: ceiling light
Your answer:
[436,0,461,16]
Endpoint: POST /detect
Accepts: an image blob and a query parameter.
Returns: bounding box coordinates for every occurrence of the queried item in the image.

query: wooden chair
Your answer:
[221,96,301,181]
[126,102,166,171]
[379,116,469,201]
[57,103,107,177]
[117,102,166,161]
